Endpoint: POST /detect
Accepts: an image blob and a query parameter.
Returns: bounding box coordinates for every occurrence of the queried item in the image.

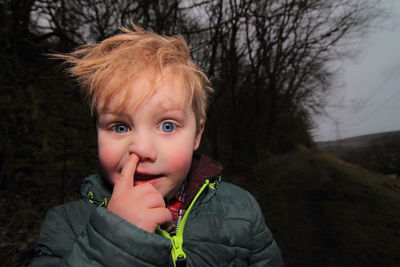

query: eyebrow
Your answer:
[97,112,129,119]
[157,97,188,112]
[159,105,184,112]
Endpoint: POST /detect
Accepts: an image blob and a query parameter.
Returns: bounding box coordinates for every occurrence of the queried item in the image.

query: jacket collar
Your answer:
[183,153,223,208]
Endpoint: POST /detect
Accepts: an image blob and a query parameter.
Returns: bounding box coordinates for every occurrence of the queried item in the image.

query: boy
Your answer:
[30,24,283,266]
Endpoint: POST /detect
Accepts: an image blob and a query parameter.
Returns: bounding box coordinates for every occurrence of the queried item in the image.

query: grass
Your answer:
[229,150,400,267]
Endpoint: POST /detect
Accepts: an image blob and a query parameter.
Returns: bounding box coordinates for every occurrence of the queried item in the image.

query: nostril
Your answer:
[129,151,155,163]
[128,138,156,162]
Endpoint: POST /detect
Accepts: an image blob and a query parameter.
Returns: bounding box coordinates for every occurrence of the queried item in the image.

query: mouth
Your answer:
[134,172,163,181]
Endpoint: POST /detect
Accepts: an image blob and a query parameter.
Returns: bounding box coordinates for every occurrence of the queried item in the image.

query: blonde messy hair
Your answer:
[56,24,213,125]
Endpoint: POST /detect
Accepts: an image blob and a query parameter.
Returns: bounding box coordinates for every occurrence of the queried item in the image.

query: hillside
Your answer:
[316,130,400,152]
[229,150,400,267]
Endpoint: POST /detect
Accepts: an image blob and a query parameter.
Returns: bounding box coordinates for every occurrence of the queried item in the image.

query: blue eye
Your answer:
[112,124,129,133]
[160,121,176,133]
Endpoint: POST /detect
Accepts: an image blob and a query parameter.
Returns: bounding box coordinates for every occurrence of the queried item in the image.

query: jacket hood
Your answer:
[80,153,223,206]
[80,174,113,204]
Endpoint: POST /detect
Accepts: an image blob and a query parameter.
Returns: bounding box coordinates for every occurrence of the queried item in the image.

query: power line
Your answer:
[318,62,400,139]
[339,62,400,127]
[360,62,400,106]
[350,87,400,126]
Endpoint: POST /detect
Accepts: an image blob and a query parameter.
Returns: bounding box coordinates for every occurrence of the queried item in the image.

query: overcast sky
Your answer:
[313,0,400,142]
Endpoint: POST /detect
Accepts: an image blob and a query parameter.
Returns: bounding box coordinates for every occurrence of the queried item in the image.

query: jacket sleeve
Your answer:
[247,192,284,267]
[29,206,172,267]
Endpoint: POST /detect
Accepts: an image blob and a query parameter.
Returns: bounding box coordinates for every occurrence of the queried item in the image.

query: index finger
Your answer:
[115,154,139,191]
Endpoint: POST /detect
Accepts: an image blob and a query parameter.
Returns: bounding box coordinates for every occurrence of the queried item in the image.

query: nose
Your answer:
[128,131,157,162]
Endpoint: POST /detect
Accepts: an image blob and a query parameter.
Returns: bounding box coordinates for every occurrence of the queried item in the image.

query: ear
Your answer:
[193,119,205,151]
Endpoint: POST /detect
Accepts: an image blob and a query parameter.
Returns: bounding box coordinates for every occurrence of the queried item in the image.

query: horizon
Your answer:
[314,129,400,143]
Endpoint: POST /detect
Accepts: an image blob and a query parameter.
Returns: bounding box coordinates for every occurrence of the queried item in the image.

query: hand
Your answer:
[107,154,172,233]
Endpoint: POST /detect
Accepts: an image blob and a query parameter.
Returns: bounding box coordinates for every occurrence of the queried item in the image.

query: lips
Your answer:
[134,172,163,181]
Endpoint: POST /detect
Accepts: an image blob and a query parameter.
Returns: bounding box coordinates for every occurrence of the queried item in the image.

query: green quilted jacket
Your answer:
[30,155,283,266]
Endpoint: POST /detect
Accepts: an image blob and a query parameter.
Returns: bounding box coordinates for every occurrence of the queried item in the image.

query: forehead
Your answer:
[98,70,192,114]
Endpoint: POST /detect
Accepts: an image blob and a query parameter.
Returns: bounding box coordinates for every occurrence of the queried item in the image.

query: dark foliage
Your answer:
[0,0,384,266]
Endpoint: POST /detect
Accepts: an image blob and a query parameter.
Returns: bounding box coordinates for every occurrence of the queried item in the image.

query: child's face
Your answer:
[97,72,203,199]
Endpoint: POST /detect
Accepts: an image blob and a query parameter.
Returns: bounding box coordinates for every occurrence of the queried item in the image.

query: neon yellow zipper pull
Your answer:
[171,235,186,266]
[157,226,187,267]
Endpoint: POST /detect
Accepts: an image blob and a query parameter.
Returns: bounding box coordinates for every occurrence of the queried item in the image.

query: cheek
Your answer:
[99,148,116,168]
[167,148,193,174]
[98,139,121,173]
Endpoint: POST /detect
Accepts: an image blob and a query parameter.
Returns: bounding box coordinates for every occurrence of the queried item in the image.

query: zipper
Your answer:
[157,179,212,267]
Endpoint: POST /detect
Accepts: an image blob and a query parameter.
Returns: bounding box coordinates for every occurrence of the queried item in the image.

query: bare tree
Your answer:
[7,0,383,172]
[31,0,187,48]
[190,0,381,168]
